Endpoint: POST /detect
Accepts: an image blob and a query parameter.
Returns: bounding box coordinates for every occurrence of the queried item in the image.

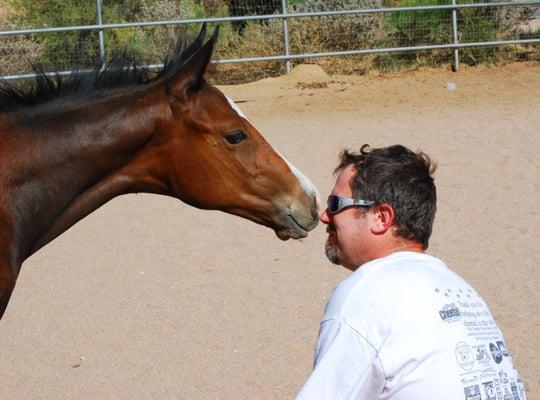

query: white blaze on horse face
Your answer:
[226,96,321,212]
[226,96,248,119]
[279,153,322,212]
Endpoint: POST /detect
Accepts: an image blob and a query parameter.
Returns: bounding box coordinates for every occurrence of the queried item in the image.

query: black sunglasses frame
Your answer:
[326,195,375,214]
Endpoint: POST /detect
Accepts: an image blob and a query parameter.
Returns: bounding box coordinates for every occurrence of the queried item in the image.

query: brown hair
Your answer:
[336,144,437,249]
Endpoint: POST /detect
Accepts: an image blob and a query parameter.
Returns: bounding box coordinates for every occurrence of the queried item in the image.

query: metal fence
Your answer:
[0,0,539,81]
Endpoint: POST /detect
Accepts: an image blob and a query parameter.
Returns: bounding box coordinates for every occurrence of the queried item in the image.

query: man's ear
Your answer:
[370,203,395,235]
[166,25,219,102]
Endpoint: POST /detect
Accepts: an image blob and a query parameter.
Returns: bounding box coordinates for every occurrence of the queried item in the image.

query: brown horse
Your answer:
[0,25,319,318]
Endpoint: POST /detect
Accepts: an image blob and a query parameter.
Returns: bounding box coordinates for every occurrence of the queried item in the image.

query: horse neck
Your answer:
[5,85,168,262]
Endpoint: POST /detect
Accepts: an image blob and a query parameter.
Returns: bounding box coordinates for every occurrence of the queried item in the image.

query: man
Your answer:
[296,145,526,400]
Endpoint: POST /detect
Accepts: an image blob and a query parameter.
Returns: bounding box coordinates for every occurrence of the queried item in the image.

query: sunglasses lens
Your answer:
[327,195,340,213]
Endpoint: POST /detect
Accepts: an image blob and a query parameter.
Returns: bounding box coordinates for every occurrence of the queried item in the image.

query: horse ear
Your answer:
[166,26,219,100]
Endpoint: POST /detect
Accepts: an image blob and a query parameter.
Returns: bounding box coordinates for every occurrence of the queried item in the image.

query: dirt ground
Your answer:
[0,62,538,399]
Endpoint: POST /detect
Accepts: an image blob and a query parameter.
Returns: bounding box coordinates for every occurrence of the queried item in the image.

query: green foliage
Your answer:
[6,0,98,68]
[6,0,96,26]
[390,0,452,46]
[5,0,144,69]
[2,0,537,79]
[4,0,232,69]
[287,0,311,6]
[385,0,533,67]
[455,1,532,64]
[177,0,231,45]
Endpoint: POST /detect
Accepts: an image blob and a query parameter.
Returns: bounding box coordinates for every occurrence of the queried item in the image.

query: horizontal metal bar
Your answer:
[1,70,91,81]
[0,14,270,37]
[216,38,540,63]
[2,38,538,81]
[1,1,538,37]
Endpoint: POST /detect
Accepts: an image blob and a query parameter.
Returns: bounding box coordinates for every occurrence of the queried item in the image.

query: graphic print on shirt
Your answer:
[490,342,503,364]
[456,342,475,371]
[435,287,526,400]
[473,344,492,367]
[464,384,482,400]
[483,381,497,400]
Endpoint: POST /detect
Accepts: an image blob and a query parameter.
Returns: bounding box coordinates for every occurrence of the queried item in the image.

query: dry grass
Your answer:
[1,0,538,81]
[0,5,43,76]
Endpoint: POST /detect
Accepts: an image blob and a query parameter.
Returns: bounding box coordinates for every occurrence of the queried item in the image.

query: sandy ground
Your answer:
[0,62,538,399]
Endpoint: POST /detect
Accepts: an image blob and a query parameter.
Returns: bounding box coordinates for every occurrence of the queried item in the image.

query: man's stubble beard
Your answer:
[325,226,341,265]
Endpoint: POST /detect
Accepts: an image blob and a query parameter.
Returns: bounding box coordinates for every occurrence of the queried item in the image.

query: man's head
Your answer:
[320,144,437,270]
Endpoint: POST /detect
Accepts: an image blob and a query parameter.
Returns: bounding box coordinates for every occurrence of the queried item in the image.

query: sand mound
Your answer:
[232,64,330,90]
[287,64,329,82]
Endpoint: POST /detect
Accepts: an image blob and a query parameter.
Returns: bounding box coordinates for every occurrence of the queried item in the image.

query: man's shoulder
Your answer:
[324,252,465,319]
[336,251,454,293]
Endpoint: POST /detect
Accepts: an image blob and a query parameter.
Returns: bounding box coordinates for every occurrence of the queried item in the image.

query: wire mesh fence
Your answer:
[0,0,538,83]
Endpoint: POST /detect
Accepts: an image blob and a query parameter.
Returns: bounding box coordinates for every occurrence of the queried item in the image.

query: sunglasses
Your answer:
[326,195,375,214]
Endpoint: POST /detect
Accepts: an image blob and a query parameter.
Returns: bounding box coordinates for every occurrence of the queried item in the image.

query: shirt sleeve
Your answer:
[295,318,385,400]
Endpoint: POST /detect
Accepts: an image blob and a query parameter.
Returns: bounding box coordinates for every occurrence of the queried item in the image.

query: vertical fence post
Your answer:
[281,0,292,74]
[96,0,106,60]
[451,0,460,72]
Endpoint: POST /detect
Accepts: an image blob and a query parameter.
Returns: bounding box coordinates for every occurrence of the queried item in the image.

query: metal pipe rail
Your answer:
[1,0,539,80]
[2,38,538,82]
[1,1,538,37]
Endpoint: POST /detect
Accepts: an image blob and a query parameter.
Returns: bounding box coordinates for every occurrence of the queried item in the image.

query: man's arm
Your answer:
[296,319,385,400]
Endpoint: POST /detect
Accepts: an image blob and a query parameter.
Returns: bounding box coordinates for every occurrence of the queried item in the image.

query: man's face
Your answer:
[320,165,373,271]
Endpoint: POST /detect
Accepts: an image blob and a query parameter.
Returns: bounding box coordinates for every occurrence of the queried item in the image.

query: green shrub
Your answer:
[456,1,534,64]
[389,0,452,47]
[5,0,94,69]
[3,0,233,70]
[1,0,536,79]
[384,0,535,67]
[5,0,144,69]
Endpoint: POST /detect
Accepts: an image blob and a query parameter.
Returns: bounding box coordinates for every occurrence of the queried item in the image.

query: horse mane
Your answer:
[0,28,207,113]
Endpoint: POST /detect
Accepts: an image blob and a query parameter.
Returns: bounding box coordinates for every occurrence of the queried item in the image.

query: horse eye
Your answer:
[225,131,247,145]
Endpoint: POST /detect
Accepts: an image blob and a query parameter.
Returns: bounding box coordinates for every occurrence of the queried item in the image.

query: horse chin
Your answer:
[274,228,306,241]
[226,207,316,240]
[274,215,313,241]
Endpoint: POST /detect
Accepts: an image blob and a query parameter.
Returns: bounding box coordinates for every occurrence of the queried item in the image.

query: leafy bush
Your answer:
[7,0,97,69]
[456,0,534,64]
[215,0,389,82]
[3,0,232,70]
[1,0,537,80]
[5,0,141,69]
[389,0,452,47]
[384,0,535,67]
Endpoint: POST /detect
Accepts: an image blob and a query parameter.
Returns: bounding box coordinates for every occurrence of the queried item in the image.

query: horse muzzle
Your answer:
[274,203,319,241]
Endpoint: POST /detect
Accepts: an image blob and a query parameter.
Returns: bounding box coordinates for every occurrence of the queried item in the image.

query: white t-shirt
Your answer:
[296,252,526,400]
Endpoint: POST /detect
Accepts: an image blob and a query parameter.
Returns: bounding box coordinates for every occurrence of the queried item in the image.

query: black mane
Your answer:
[0,27,207,113]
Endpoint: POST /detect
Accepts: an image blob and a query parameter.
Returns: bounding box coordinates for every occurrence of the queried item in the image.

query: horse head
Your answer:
[0,24,320,318]
[146,26,319,240]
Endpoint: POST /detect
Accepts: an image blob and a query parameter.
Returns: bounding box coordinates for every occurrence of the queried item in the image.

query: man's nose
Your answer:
[320,208,331,225]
